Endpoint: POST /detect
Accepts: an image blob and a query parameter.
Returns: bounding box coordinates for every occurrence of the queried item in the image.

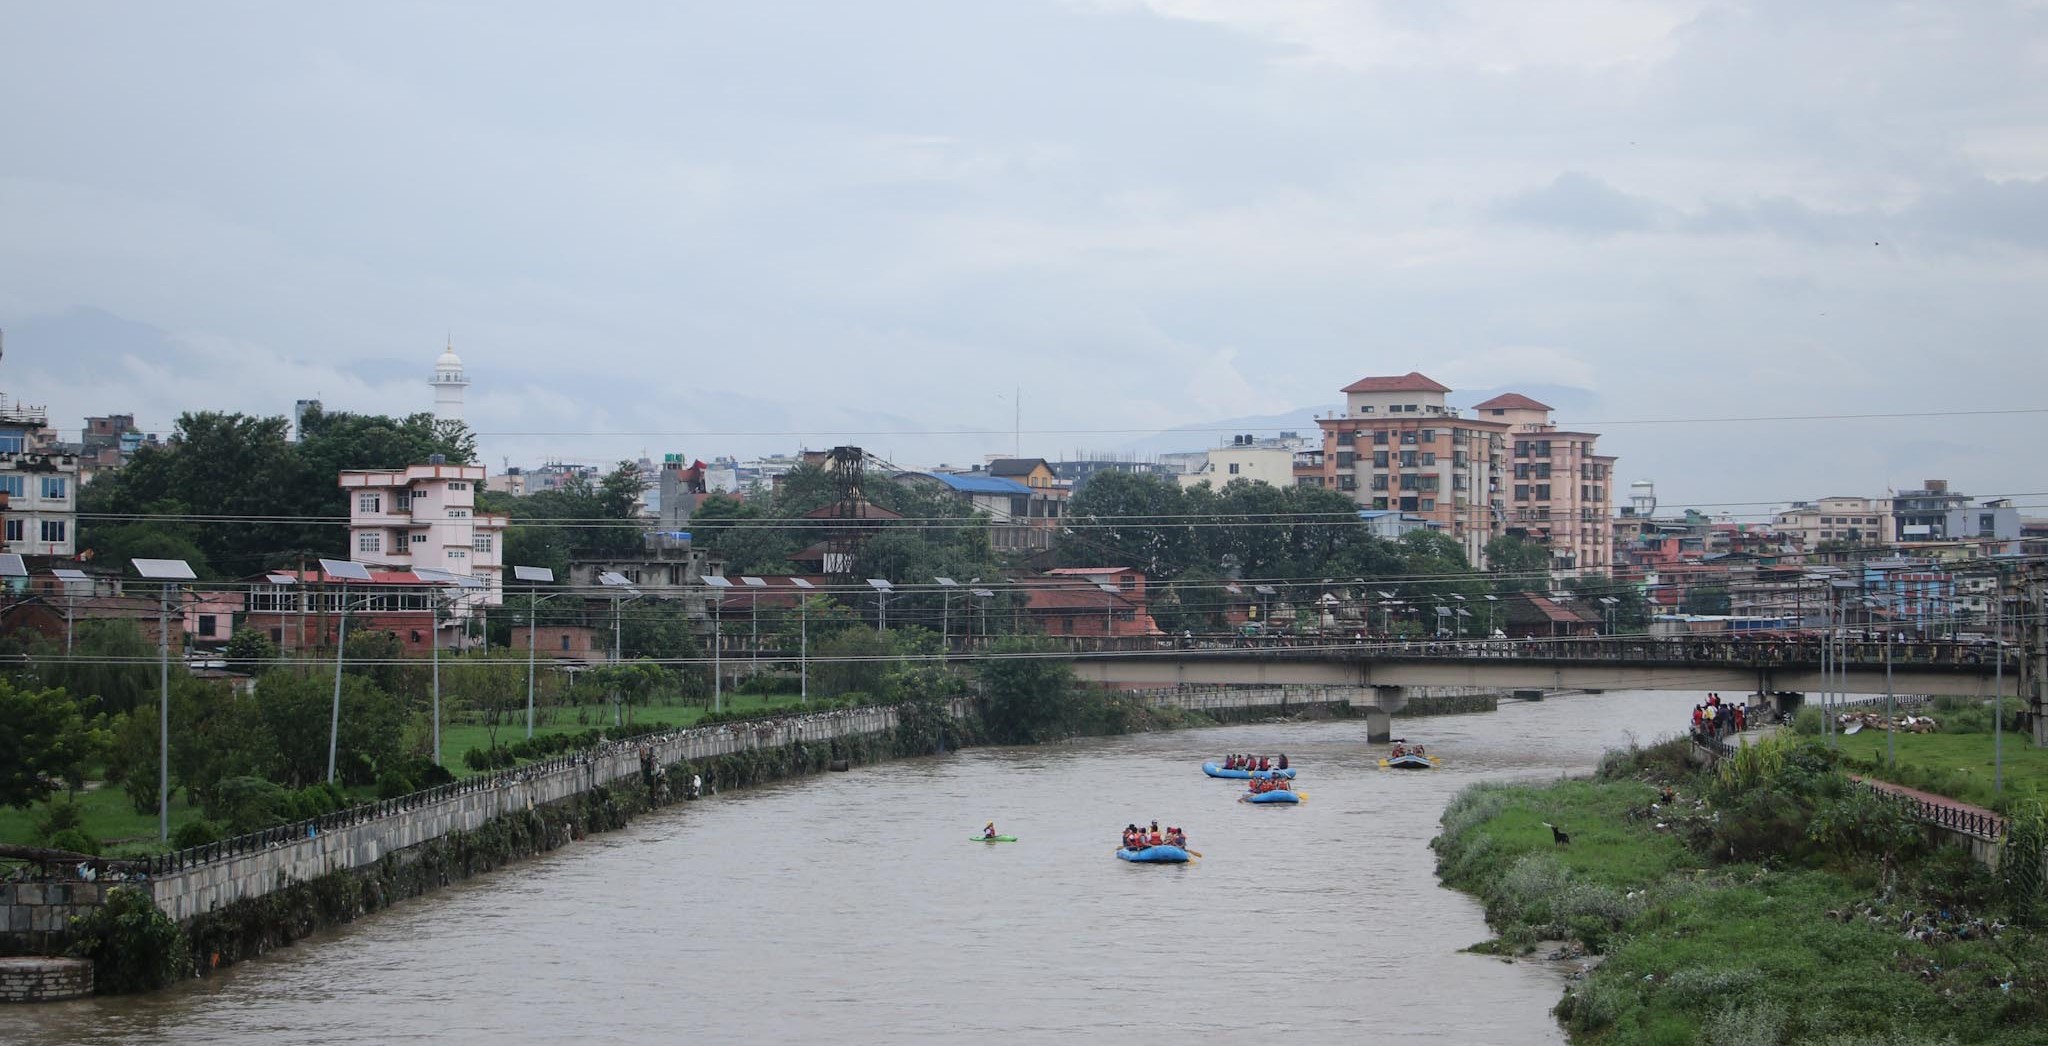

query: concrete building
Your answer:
[1893,480,1971,543]
[1303,373,1614,573]
[1178,435,1302,490]
[1479,393,1615,577]
[429,342,469,423]
[1942,497,2022,556]
[339,461,506,609]
[0,396,77,558]
[243,567,440,652]
[1025,567,1159,637]
[1774,496,1893,550]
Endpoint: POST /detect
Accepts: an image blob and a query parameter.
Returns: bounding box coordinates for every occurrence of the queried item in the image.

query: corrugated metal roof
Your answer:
[931,473,1032,495]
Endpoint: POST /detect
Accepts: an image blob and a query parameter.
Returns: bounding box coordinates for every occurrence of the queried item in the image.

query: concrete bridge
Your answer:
[1040,634,2038,741]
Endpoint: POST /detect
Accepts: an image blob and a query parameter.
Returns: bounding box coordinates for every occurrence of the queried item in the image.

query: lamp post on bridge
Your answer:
[703,574,733,713]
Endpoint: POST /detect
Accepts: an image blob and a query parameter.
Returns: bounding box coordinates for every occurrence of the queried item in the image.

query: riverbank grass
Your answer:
[0,787,207,856]
[1832,729,2048,811]
[1434,739,2048,1045]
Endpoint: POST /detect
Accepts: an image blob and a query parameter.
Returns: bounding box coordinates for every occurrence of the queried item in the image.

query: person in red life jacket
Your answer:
[1258,755,1270,771]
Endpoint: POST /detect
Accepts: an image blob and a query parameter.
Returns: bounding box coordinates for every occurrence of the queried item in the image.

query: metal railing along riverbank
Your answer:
[139,703,922,877]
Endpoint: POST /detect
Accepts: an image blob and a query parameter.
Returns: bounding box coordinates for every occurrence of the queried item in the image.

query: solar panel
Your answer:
[264,573,298,586]
[702,576,735,588]
[867,578,894,590]
[790,578,816,589]
[970,588,994,598]
[934,576,958,587]
[316,559,373,583]
[511,565,555,583]
[598,571,632,586]
[740,576,767,588]
[1096,583,1120,593]
[134,558,199,581]
[0,554,25,578]
[1254,585,1277,595]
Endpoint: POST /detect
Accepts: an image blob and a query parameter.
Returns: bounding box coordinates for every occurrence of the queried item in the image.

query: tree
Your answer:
[1684,585,1732,616]
[443,652,527,750]
[0,681,97,809]
[590,660,669,725]
[224,628,279,673]
[255,672,405,787]
[1058,471,1193,576]
[33,619,157,718]
[978,640,1085,744]
[1484,535,1553,592]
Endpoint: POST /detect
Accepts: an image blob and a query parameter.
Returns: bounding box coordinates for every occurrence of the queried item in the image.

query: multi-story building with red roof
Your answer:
[1299,372,1614,575]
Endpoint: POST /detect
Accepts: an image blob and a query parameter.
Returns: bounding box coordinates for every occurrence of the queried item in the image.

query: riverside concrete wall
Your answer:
[0,883,113,956]
[142,703,930,924]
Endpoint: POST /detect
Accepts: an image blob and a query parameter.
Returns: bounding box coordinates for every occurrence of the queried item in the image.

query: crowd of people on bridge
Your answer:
[1690,694,1748,742]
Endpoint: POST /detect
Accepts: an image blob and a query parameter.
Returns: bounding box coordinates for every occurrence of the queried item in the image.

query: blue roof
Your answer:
[931,473,1032,495]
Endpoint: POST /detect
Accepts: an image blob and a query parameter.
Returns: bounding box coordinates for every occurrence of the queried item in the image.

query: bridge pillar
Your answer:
[1362,706,1392,743]
[1370,685,1408,714]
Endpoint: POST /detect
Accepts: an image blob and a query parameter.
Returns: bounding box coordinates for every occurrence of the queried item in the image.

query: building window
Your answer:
[1227,463,1240,475]
[412,533,427,544]
[473,535,493,553]
[198,615,218,638]
[1420,499,1435,511]
[1514,484,1529,500]
[1419,429,1435,443]
[1371,430,1388,445]
[448,481,467,491]
[358,532,381,553]
[1421,452,1436,466]
[3,518,21,542]
[358,493,382,513]
[448,549,467,560]
[40,476,67,500]
[0,475,21,497]
[1372,451,1389,468]
[40,520,67,543]
[448,508,469,518]
[0,435,20,453]
[1534,484,1551,500]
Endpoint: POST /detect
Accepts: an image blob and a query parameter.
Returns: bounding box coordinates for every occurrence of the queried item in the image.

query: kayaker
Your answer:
[984,822,998,840]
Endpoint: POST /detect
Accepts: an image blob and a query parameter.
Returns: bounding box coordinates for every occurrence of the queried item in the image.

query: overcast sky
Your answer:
[3,1,2045,516]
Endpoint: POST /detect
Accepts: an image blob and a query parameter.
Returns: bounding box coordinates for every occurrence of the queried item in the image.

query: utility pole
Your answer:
[2030,571,2047,747]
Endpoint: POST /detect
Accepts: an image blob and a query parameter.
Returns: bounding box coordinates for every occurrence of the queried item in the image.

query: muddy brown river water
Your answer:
[1,691,1689,1044]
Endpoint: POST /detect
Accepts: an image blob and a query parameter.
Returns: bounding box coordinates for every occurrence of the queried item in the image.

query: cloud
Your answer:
[1490,172,1663,235]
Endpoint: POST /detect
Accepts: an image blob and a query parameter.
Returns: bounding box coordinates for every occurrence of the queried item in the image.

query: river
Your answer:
[2,690,1690,1044]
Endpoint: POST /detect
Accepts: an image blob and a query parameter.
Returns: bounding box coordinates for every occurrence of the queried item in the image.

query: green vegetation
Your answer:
[1835,725,2048,813]
[1435,734,2048,1044]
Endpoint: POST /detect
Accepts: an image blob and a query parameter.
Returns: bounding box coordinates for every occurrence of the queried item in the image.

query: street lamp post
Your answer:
[868,578,893,632]
[510,566,555,739]
[935,576,959,655]
[792,578,816,704]
[319,558,374,784]
[741,576,767,678]
[598,571,638,727]
[703,575,733,713]
[52,567,89,654]
[1098,582,1120,641]
[129,558,195,842]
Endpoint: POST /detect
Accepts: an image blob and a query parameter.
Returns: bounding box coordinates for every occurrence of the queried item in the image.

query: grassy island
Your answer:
[1433,734,2048,1045]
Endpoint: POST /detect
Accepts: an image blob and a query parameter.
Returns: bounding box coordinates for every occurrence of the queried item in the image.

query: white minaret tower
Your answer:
[430,340,469,422]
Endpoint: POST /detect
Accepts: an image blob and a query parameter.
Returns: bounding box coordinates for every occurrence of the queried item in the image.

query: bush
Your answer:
[171,819,225,849]
[375,772,416,800]
[47,827,101,856]
[66,886,191,993]
[33,797,87,843]
[205,776,289,835]
[1792,705,1823,736]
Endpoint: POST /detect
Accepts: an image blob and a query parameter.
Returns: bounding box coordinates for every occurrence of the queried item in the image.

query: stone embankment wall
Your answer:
[144,703,934,924]
[0,957,92,1002]
[0,883,111,956]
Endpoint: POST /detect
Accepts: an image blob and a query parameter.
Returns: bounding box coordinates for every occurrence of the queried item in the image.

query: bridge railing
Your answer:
[1034,632,2012,670]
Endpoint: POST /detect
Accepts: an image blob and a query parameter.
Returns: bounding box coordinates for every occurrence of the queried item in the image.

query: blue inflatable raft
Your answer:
[1117,844,1193,863]
[1202,762,1296,780]
[1240,789,1301,804]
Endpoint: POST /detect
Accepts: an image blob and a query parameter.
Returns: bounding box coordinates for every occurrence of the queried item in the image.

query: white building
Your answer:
[1774,496,1894,550]
[1,395,77,557]
[339,461,506,606]
[1178,435,1304,490]
[429,343,469,423]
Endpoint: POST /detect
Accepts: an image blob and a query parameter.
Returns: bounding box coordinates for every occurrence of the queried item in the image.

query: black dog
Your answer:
[1543,822,1570,846]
